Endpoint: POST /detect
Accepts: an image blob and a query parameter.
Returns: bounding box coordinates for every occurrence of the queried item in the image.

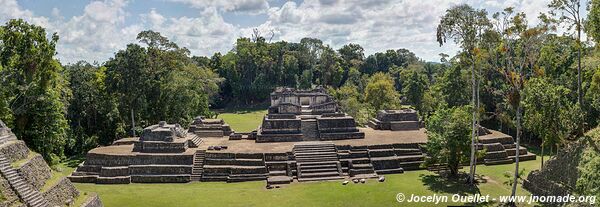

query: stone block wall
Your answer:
[129,165,192,175]
[277,104,300,114]
[15,154,52,190]
[42,177,80,207]
[375,110,418,122]
[81,194,103,207]
[256,134,303,142]
[131,175,190,183]
[260,117,302,134]
[99,166,130,177]
[311,102,337,114]
[138,141,188,153]
[85,153,193,166]
[0,176,18,205]
[389,121,420,131]
[0,141,29,162]
[317,117,359,133]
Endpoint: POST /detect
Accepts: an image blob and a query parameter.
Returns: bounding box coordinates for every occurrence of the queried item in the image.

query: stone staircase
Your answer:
[0,153,50,207]
[191,150,205,181]
[188,136,203,148]
[346,150,376,177]
[0,131,17,145]
[301,120,319,141]
[479,136,536,165]
[267,170,292,185]
[293,142,343,182]
[301,105,312,115]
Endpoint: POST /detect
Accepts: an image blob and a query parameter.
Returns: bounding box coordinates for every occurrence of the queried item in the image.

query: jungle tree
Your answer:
[436,4,490,184]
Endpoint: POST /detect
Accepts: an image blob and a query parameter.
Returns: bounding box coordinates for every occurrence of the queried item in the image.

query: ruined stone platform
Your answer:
[203,127,427,153]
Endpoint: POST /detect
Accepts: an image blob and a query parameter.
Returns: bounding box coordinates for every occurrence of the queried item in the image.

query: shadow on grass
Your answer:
[421,173,501,206]
[522,144,554,157]
[420,173,481,195]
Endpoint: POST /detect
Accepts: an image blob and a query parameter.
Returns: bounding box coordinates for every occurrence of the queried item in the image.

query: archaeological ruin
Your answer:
[257,87,364,142]
[68,87,536,185]
[368,109,421,131]
[0,120,103,207]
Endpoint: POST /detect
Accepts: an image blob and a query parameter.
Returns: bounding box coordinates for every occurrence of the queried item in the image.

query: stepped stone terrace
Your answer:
[257,87,364,142]
[69,121,203,184]
[189,116,233,138]
[368,109,421,131]
[69,88,536,185]
[0,120,103,207]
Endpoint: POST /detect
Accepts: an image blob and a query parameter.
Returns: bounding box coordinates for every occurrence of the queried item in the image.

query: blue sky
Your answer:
[0,0,580,64]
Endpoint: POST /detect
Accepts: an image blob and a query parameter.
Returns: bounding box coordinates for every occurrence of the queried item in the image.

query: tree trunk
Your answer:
[131,107,136,137]
[468,60,477,185]
[473,60,482,179]
[577,27,582,106]
[510,105,522,200]
[541,141,544,169]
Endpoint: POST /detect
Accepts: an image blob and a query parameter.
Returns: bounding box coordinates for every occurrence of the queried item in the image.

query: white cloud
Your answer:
[168,0,270,14]
[141,8,165,26]
[0,0,575,63]
[54,0,140,63]
[140,7,239,56]
[0,0,49,27]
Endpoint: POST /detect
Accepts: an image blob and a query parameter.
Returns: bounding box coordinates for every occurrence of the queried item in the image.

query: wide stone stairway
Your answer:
[188,136,203,148]
[191,150,205,181]
[301,120,319,141]
[293,142,343,182]
[0,154,50,207]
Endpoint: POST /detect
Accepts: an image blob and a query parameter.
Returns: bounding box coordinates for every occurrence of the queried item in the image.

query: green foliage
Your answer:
[104,31,222,138]
[502,168,526,186]
[423,106,472,176]
[401,69,428,111]
[432,64,470,108]
[360,49,419,75]
[365,72,401,111]
[587,0,600,44]
[575,130,600,198]
[589,67,600,111]
[0,19,68,162]
[329,84,373,126]
[523,78,574,147]
[66,62,123,154]
[436,4,490,52]
[160,64,221,125]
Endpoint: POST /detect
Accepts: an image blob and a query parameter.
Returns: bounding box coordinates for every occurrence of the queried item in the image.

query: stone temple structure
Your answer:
[476,126,536,165]
[69,121,203,184]
[257,87,364,142]
[69,87,537,185]
[189,116,233,138]
[0,120,102,207]
[368,109,421,131]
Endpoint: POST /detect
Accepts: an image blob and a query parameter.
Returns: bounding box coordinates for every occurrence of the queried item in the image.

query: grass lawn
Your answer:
[216,108,267,133]
[71,156,546,207]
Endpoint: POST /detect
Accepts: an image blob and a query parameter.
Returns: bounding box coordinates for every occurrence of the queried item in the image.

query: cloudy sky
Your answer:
[0,0,580,63]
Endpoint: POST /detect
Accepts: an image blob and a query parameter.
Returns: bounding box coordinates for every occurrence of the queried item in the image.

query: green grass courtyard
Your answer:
[216,108,267,133]
[70,157,545,207]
